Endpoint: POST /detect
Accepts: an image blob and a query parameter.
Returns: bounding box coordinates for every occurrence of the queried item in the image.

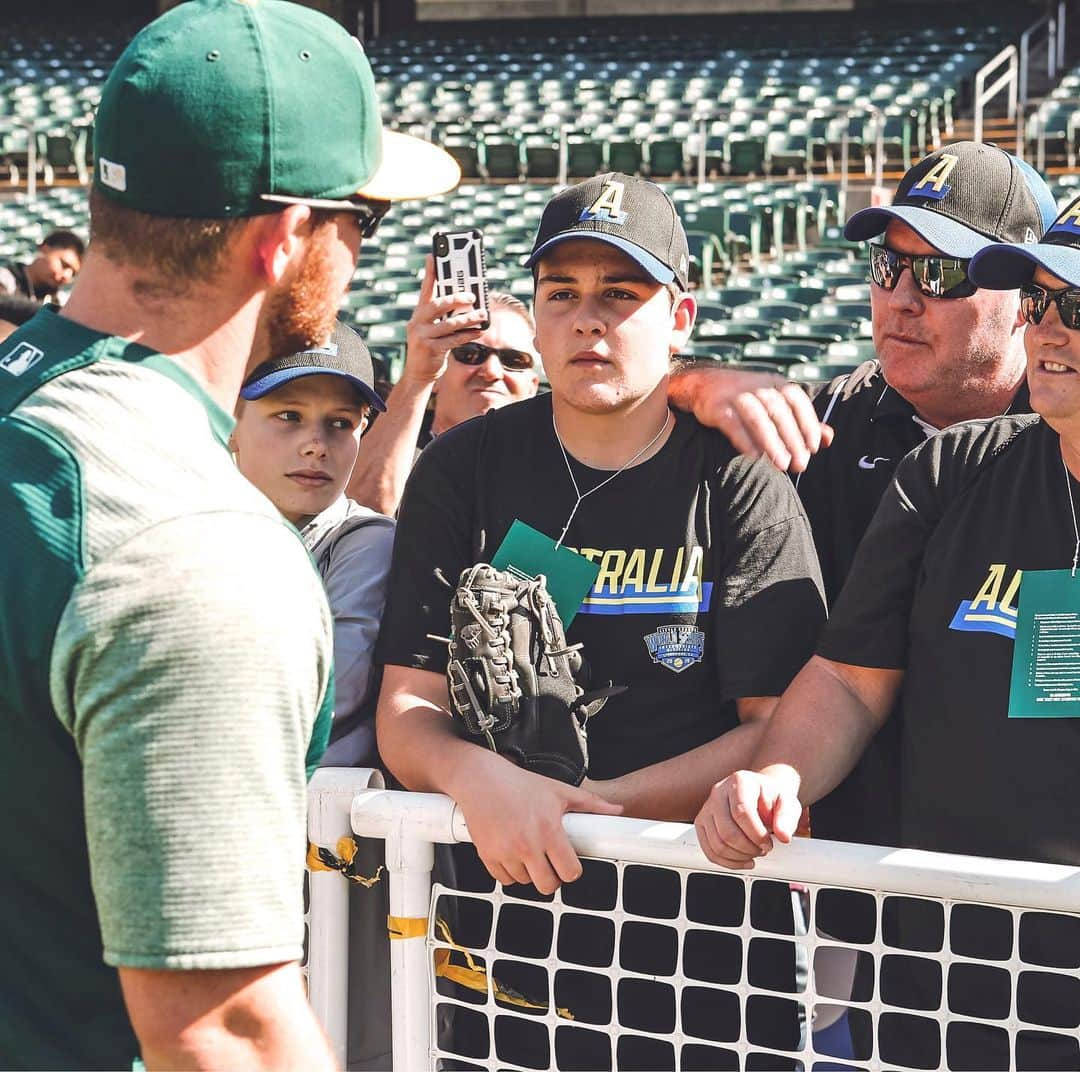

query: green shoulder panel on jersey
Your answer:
[0,416,84,716]
[0,307,157,417]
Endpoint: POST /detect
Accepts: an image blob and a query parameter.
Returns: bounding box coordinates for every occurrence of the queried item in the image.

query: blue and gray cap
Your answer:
[970,193,1080,290]
[844,142,1057,260]
[241,320,386,411]
[525,172,691,290]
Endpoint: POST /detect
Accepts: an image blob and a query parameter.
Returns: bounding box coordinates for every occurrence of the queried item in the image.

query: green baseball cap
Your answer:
[93,0,459,218]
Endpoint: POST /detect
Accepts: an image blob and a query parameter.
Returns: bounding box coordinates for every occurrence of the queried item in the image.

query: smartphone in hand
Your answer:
[432,229,490,330]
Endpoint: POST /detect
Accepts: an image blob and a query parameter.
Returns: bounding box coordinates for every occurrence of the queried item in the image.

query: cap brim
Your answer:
[260,131,460,212]
[357,130,460,201]
[525,232,676,284]
[970,242,1080,290]
[844,205,994,259]
[240,366,386,412]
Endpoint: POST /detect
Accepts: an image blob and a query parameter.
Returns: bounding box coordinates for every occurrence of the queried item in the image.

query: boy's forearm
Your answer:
[593,719,765,821]
[376,689,486,800]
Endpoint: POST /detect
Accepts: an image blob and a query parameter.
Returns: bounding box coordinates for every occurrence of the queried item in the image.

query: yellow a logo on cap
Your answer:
[1053,201,1080,233]
[580,180,628,225]
[910,153,959,197]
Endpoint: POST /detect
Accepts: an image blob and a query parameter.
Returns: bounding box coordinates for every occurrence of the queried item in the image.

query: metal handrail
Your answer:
[974,43,1019,145]
[1019,11,1056,108]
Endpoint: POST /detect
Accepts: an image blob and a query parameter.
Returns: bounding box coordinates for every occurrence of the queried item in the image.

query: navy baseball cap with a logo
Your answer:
[970,194,1080,289]
[844,142,1057,259]
[525,173,691,290]
[241,320,386,411]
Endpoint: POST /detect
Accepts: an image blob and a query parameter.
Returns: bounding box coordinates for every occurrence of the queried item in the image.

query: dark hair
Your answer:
[0,293,42,324]
[40,229,85,259]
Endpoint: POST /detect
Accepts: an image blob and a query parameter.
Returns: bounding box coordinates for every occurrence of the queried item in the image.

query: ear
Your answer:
[250,204,316,286]
[668,293,697,356]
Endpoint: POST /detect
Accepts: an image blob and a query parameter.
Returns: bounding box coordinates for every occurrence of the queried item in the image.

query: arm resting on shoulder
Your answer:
[120,962,334,1072]
[668,363,833,472]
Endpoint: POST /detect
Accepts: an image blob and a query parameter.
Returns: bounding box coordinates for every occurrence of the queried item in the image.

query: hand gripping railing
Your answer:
[307,771,1080,1071]
[974,44,1019,145]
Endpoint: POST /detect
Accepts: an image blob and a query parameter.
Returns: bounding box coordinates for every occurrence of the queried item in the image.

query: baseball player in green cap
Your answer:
[0,2,457,1069]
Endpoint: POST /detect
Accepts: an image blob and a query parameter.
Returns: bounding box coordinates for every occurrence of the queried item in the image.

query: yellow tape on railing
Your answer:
[433,917,574,1019]
[387,915,428,940]
[306,837,385,887]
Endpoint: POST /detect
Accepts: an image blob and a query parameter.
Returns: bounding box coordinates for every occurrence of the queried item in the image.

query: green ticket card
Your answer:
[1008,569,1080,718]
[491,520,599,628]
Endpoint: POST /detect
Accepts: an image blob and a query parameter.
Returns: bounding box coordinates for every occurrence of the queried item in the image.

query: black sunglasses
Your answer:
[451,342,535,371]
[1020,282,1080,329]
[349,197,391,238]
[868,242,977,299]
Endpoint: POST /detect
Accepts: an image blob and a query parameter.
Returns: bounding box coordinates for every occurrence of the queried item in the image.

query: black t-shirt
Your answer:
[377,391,826,779]
[798,360,1031,847]
[819,415,1080,1071]
[376,393,826,1069]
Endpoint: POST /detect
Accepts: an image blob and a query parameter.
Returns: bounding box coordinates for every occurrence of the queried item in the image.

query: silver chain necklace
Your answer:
[1062,451,1080,577]
[552,406,672,548]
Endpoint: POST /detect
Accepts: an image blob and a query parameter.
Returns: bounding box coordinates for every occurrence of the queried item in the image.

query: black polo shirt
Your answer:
[796,360,1030,848]
[817,415,1080,1071]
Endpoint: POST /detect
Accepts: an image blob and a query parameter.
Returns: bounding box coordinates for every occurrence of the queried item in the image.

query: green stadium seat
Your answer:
[523,133,559,179]
[607,137,643,175]
[727,134,766,176]
[566,134,604,178]
[482,136,521,180]
[647,136,686,177]
[441,137,480,180]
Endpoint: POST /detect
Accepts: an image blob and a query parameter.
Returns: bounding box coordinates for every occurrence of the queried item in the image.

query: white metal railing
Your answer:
[1019,10,1058,110]
[974,44,1019,145]
[307,771,1080,1071]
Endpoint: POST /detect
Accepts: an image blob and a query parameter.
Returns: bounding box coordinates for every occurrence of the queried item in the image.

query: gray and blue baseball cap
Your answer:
[241,320,386,411]
[844,142,1057,259]
[969,194,1080,290]
[525,173,691,290]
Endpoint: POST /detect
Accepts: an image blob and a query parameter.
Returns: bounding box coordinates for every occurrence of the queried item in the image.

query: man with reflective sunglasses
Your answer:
[349,266,539,514]
[681,143,1057,852]
[694,195,1080,1072]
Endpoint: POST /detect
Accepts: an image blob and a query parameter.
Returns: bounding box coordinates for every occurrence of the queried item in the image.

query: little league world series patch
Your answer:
[644,623,706,673]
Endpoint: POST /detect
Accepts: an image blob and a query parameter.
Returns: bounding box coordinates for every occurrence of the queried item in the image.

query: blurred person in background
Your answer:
[0,228,84,301]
